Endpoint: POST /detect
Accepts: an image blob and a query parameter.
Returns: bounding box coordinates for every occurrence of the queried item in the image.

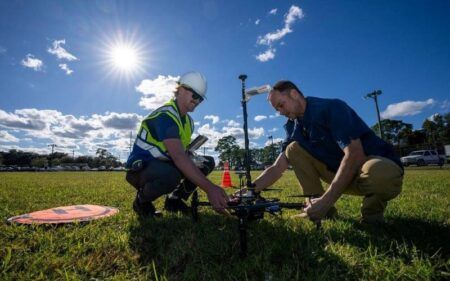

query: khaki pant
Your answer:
[285,142,403,219]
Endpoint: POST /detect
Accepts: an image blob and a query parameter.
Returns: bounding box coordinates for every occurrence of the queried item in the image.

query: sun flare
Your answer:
[100,31,150,82]
[109,43,139,72]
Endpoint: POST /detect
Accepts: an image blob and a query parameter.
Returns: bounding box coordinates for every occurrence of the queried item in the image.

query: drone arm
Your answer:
[165,139,229,212]
[253,153,289,192]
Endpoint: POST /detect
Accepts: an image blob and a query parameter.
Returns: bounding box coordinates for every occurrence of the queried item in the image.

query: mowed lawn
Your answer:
[0,169,449,280]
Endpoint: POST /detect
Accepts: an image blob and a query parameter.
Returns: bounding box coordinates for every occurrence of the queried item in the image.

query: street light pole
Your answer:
[364,90,384,140]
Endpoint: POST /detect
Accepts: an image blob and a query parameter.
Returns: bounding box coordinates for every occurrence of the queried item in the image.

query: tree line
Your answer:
[371,113,450,155]
[1,113,449,168]
[0,148,122,168]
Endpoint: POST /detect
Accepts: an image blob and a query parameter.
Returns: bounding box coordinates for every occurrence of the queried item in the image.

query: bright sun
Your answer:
[109,43,139,72]
[101,32,149,82]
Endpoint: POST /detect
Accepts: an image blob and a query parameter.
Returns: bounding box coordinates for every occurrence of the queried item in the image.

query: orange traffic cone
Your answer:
[221,161,233,188]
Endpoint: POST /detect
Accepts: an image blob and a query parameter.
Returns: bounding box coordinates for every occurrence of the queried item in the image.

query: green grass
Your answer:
[1,169,449,280]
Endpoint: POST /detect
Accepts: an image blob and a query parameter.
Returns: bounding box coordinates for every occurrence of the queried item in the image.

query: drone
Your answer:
[190,74,321,257]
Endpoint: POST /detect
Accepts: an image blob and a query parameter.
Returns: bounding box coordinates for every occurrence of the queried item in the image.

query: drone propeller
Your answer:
[288,194,321,198]
[263,188,282,192]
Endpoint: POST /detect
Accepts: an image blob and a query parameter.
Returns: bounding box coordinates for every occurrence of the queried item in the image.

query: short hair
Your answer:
[271,80,303,96]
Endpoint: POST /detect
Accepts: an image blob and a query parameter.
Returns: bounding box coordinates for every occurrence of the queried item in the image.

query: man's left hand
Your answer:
[303,197,332,221]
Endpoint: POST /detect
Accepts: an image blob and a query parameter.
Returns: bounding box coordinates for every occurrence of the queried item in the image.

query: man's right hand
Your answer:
[206,185,230,215]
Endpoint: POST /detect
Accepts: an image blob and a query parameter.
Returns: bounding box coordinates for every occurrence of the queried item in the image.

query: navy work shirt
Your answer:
[282,96,402,172]
[126,104,185,168]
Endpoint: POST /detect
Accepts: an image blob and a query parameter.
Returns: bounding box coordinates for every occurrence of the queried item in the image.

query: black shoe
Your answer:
[164,197,190,214]
[133,198,162,218]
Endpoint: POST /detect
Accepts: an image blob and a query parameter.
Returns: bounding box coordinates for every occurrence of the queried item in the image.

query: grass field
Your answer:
[1,169,449,280]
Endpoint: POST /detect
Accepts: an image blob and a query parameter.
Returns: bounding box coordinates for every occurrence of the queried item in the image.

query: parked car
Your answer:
[401,150,445,167]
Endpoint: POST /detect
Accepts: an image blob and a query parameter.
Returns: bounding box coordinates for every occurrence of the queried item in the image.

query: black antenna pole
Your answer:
[238,74,252,188]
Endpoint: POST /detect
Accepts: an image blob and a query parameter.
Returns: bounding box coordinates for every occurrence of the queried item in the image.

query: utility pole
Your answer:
[48,144,57,167]
[129,131,133,154]
[48,144,57,154]
[268,135,274,163]
[72,149,75,159]
[364,90,384,139]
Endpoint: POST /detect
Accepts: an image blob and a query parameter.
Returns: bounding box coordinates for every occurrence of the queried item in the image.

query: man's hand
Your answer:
[303,196,332,221]
[206,185,230,215]
[232,187,247,198]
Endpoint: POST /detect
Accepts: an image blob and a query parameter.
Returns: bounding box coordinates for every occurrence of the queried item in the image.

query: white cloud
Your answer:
[96,112,141,130]
[21,54,43,71]
[227,120,240,127]
[204,115,219,124]
[268,128,278,133]
[269,113,280,119]
[264,137,283,146]
[381,99,435,119]
[441,99,450,111]
[0,46,6,54]
[136,75,179,110]
[285,6,303,25]
[0,108,143,157]
[0,108,47,130]
[254,115,267,121]
[427,113,440,122]
[256,48,276,62]
[255,19,260,25]
[249,127,265,139]
[47,39,78,61]
[269,8,277,15]
[0,130,19,143]
[59,63,73,75]
[257,5,304,46]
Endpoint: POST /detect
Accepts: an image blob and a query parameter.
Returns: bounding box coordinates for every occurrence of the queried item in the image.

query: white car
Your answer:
[401,150,445,166]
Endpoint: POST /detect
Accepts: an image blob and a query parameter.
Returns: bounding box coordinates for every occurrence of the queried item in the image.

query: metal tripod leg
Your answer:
[238,217,247,257]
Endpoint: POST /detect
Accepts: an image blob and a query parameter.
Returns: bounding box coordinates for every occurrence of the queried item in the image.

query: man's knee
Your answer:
[125,171,140,190]
[359,157,403,200]
[285,142,310,164]
[141,179,174,202]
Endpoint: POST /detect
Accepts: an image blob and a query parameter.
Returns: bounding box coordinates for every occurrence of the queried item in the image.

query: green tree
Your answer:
[431,114,448,144]
[443,112,450,143]
[31,157,48,168]
[422,119,438,146]
[372,119,412,145]
[3,149,37,166]
[215,136,240,169]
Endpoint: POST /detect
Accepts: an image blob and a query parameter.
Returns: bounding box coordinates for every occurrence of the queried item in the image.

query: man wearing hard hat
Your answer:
[125,71,229,217]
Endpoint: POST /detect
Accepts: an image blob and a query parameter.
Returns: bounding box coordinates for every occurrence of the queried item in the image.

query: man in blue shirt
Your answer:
[252,80,403,224]
[125,72,229,217]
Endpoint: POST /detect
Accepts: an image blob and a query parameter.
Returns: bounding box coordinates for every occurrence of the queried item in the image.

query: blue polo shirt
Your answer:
[126,104,186,168]
[282,96,402,172]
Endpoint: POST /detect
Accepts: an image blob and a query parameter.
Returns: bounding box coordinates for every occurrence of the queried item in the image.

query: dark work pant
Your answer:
[125,156,215,204]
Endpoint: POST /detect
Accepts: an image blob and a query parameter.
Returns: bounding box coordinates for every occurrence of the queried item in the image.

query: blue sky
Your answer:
[0,0,449,161]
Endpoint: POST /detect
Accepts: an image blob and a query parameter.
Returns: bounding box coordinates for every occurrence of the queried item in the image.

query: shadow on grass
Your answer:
[128,212,358,281]
[328,216,450,260]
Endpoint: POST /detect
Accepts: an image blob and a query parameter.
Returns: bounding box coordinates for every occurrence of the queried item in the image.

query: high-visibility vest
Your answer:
[134,99,193,161]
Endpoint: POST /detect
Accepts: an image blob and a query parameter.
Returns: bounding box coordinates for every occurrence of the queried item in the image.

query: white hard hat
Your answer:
[178,71,207,99]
